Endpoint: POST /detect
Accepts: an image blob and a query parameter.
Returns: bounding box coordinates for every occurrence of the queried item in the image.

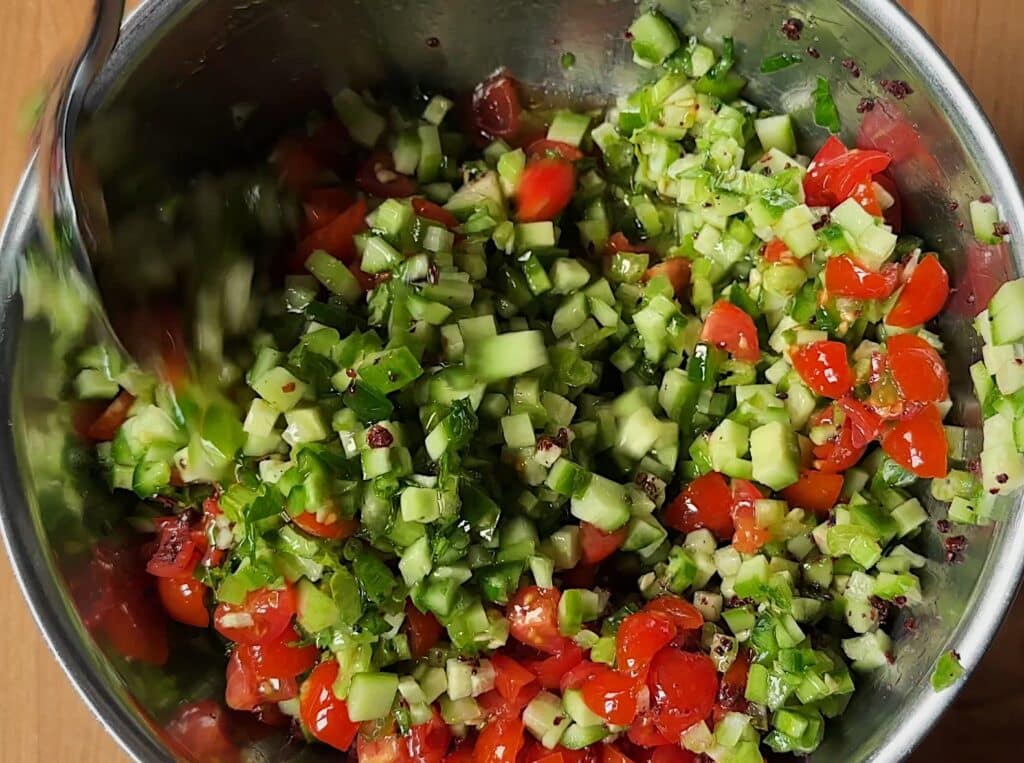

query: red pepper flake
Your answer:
[903,616,918,634]
[880,79,913,99]
[856,97,876,113]
[993,221,1011,237]
[554,427,570,448]
[623,30,634,40]
[781,17,804,40]
[841,58,861,77]
[944,535,968,563]
[346,368,357,379]
[282,382,296,393]
[936,518,951,534]
[366,424,394,449]
[946,200,959,212]
[806,46,820,59]
[980,194,993,203]
[634,472,660,502]
[892,595,908,608]
[426,36,440,48]
[869,595,892,626]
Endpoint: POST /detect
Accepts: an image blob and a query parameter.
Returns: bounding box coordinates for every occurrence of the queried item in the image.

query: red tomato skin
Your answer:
[837,396,884,447]
[824,255,899,300]
[781,470,845,514]
[164,700,239,763]
[581,665,641,726]
[886,254,950,327]
[849,176,882,216]
[647,649,719,740]
[507,586,571,654]
[560,660,603,693]
[147,516,200,578]
[887,333,949,403]
[157,576,209,628]
[527,138,585,162]
[607,233,657,256]
[413,197,460,230]
[580,522,629,564]
[295,199,369,267]
[471,72,523,143]
[272,136,323,194]
[292,510,359,540]
[616,612,677,676]
[406,602,444,660]
[643,596,705,632]
[881,404,948,478]
[648,749,699,763]
[517,158,576,222]
[626,710,674,748]
[664,472,735,539]
[491,653,537,702]
[473,715,525,763]
[356,150,418,198]
[602,747,635,763]
[299,661,360,752]
[643,258,692,298]
[241,625,318,681]
[527,643,585,690]
[214,584,296,645]
[225,650,262,711]
[86,390,135,442]
[303,188,353,232]
[803,138,891,208]
[700,301,760,363]
[405,706,452,763]
[717,649,751,715]
[791,341,853,398]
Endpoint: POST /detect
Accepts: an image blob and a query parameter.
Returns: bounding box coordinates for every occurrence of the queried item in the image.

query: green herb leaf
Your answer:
[760,53,803,73]
[930,650,965,691]
[813,76,841,134]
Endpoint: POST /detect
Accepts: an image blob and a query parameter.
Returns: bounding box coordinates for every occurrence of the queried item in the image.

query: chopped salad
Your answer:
[66,8,1024,763]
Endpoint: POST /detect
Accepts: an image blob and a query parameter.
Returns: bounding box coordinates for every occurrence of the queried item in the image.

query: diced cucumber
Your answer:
[989,279,1024,345]
[562,688,605,727]
[560,723,608,750]
[523,691,568,749]
[333,88,385,148]
[750,421,800,490]
[347,673,399,721]
[571,474,631,531]
[252,366,306,412]
[547,111,591,147]
[755,115,796,156]
[629,12,681,67]
[466,331,550,382]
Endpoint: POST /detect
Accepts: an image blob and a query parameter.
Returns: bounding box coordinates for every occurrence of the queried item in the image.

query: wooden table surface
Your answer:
[0,1,1022,760]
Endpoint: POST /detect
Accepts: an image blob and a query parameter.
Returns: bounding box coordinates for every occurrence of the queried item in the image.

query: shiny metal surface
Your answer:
[2,1,1023,761]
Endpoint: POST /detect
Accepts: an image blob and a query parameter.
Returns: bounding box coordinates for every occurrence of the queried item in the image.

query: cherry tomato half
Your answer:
[473,715,525,763]
[664,471,734,540]
[491,653,537,703]
[507,586,570,654]
[803,137,891,208]
[164,700,239,763]
[214,584,296,645]
[881,404,948,478]
[824,255,899,300]
[616,612,677,676]
[356,150,418,199]
[887,333,949,403]
[517,158,576,222]
[701,301,760,363]
[647,649,718,740]
[157,576,210,628]
[781,470,844,514]
[580,522,629,565]
[471,73,523,144]
[292,510,359,540]
[581,665,641,726]
[527,138,585,162]
[886,254,949,328]
[643,595,705,632]
[791,340,853,399]
[643,258,692,299]
[299,660,360,752]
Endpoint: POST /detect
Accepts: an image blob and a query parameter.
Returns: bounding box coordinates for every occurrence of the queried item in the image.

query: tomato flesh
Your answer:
[299,661,360,752]
[526,642,585,690]
[517,158,576,222]
[413,197,460,230]
[886,254,950,327]
[508,586,570,654]
[292,510,359,540]
[527,138,584,161]
[491,653,537,702]
[643,595,704,632]
[731,504,772,554]
[581,665,641,725]
[781,470,844,514]
[405,601,444,660]
[881,404,948,478]
[165,700,239,763]
[887,333,949,403]
[473,715,525,763]
[356,150,418,198]
[803,137,891,208]
[824,255,899,300]
[616,612,677,676]
[791,341,853,398]
[295,199,368,267]
[664,471,734,539]
[157,576,209,628]
[647,649,718,739]
[580,522,629,564]
[700,301,760,363]
[214,584,296,645]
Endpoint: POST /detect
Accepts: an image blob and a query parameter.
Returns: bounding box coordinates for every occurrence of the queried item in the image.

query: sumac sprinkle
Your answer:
[806,46,820,59]
[624,30,634,40]
[366,424,394,448]
[869,596,892,625]
[880,79,913,99]
[903,616,918,634]
[980,194,993,203]
[346,368,357,379]
[282,382,296,393]
[993,221,1011,237]
[944,534,968,563]
[893,595,908,609]
[536,436,558,452]
[781,17,804,40]
[841,58,861,77]
[554,427,570,448]
[856,97,876,113]
[997,472,1010,484]
[936,518,951,534]
[426,36,440,48]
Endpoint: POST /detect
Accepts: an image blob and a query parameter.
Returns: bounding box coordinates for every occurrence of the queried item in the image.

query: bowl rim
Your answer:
[1,1,1023,762]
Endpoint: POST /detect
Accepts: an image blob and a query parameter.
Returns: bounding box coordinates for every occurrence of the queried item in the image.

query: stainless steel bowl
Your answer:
[2,0,1023,761]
